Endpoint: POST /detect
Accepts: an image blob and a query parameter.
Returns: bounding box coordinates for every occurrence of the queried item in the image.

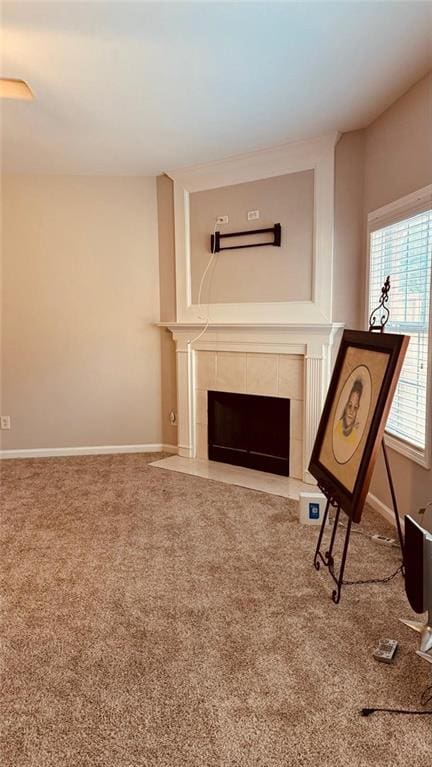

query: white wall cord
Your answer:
[188,219,219,346]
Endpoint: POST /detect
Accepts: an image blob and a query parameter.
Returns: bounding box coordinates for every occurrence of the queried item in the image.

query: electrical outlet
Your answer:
[216,215,228,225]
[1,415,11,430]
[169,410,177,425]
[247,210,260,221]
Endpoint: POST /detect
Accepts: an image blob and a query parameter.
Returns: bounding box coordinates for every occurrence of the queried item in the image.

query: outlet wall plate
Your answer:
[247,210,260,221]
[299,492,327,525]
[216,215,228,224]
[1,416,11,430]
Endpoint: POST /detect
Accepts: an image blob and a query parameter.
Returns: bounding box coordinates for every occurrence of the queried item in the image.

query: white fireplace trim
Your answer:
[161,322,343,485]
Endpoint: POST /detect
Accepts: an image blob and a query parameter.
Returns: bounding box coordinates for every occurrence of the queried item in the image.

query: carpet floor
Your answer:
[1,453,431,766]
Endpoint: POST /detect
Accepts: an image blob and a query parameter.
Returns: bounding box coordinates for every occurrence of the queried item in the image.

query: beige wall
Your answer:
[333,130,365,329]
[189,171,314,304]
[1,175,162,450]
[0,176,3,449]
[364,72,432,515]
[159,328,177,447]
[365,73,432,214]
[156,174,178,445]
[157,174,177,323]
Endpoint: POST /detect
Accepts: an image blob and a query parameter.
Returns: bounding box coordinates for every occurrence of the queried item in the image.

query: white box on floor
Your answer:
[299,492,327,525]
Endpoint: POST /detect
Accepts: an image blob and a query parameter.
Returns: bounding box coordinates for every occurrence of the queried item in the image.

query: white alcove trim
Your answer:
[167,132,340,325]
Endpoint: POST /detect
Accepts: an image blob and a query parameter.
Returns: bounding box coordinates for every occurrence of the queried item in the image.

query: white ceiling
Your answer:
[2,1,432,175]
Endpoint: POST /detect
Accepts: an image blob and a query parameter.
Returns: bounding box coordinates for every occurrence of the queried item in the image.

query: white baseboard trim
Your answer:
[0,443,178,460]
[366,491,400,529]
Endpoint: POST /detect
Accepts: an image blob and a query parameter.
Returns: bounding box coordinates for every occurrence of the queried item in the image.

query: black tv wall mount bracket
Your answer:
[210,223,281,253]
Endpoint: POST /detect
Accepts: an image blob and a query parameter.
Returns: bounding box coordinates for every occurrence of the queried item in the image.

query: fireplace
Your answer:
[162,322,342,484]
[208,390,290,476]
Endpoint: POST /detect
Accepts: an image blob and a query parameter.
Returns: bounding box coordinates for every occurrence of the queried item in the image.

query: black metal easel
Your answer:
[313,277,404,603]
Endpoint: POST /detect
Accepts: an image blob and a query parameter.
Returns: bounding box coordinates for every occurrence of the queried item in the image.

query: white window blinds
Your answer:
[368,209,432,450]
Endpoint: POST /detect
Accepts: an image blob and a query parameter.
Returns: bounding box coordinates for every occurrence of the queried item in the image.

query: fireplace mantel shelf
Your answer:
[158,322,344,331]
[158,321,344,359]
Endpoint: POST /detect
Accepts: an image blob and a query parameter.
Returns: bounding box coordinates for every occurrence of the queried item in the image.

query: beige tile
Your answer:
[215,352,247,392]
[278,356,304,399]
[246,353,278,395]
[195,389,208,425]
[196,423,208,459]
[290,399,303,440]
[290,438,303,480]
[149,455,316,501]
[196,351,216,391]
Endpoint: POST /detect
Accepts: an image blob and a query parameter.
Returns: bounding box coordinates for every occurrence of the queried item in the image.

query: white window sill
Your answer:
[384,432,431,470]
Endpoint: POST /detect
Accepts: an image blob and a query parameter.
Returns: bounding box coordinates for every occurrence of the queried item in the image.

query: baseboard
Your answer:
[367,491,400,529]
[162,444,178,454]
[0,443,178,460]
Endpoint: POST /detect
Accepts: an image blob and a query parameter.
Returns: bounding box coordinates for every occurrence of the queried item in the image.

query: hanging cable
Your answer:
[188,219,219,346]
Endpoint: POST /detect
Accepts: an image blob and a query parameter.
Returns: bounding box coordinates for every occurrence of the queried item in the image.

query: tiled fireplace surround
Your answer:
[196,351,304,477]
[164,324,342,485]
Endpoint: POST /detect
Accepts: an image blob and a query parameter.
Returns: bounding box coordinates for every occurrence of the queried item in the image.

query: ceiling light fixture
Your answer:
[0,78,34,100]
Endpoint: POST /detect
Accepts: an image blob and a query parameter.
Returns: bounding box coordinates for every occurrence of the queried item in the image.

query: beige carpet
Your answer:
[1,453,431,767]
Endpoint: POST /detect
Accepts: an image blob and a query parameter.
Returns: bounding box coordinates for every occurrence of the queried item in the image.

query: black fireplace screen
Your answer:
[207,390,290,476]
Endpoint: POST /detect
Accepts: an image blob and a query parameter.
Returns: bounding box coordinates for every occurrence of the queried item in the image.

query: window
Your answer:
[367,187,432,468]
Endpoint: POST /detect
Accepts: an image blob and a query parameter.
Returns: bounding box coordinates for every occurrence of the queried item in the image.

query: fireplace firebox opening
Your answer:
[207,390,290,476]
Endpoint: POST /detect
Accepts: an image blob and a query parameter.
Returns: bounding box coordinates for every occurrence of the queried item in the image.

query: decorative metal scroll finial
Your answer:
[369,276,391,332]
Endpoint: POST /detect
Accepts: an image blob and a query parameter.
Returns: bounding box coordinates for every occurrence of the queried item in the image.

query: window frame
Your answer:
[366,184,432,470]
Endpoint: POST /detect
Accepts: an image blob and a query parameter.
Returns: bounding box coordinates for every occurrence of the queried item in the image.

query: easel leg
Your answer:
[382,440,404,566]
[325,504,341,568]
[313,499,331,570]
[332,515,353,604]
[312,500,353,604]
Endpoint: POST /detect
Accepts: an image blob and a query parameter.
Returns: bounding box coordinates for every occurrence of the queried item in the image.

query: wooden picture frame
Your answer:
[309,329,409,522]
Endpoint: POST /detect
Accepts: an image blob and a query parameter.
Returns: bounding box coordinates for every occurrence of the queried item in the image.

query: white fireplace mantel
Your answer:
[160,322,342,350]
[160,321,343,484]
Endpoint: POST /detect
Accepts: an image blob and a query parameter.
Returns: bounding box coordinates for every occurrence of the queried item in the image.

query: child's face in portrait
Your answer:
[343,390,360,433]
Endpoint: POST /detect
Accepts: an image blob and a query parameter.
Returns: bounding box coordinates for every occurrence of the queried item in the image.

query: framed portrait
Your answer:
[309,330,409,522]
